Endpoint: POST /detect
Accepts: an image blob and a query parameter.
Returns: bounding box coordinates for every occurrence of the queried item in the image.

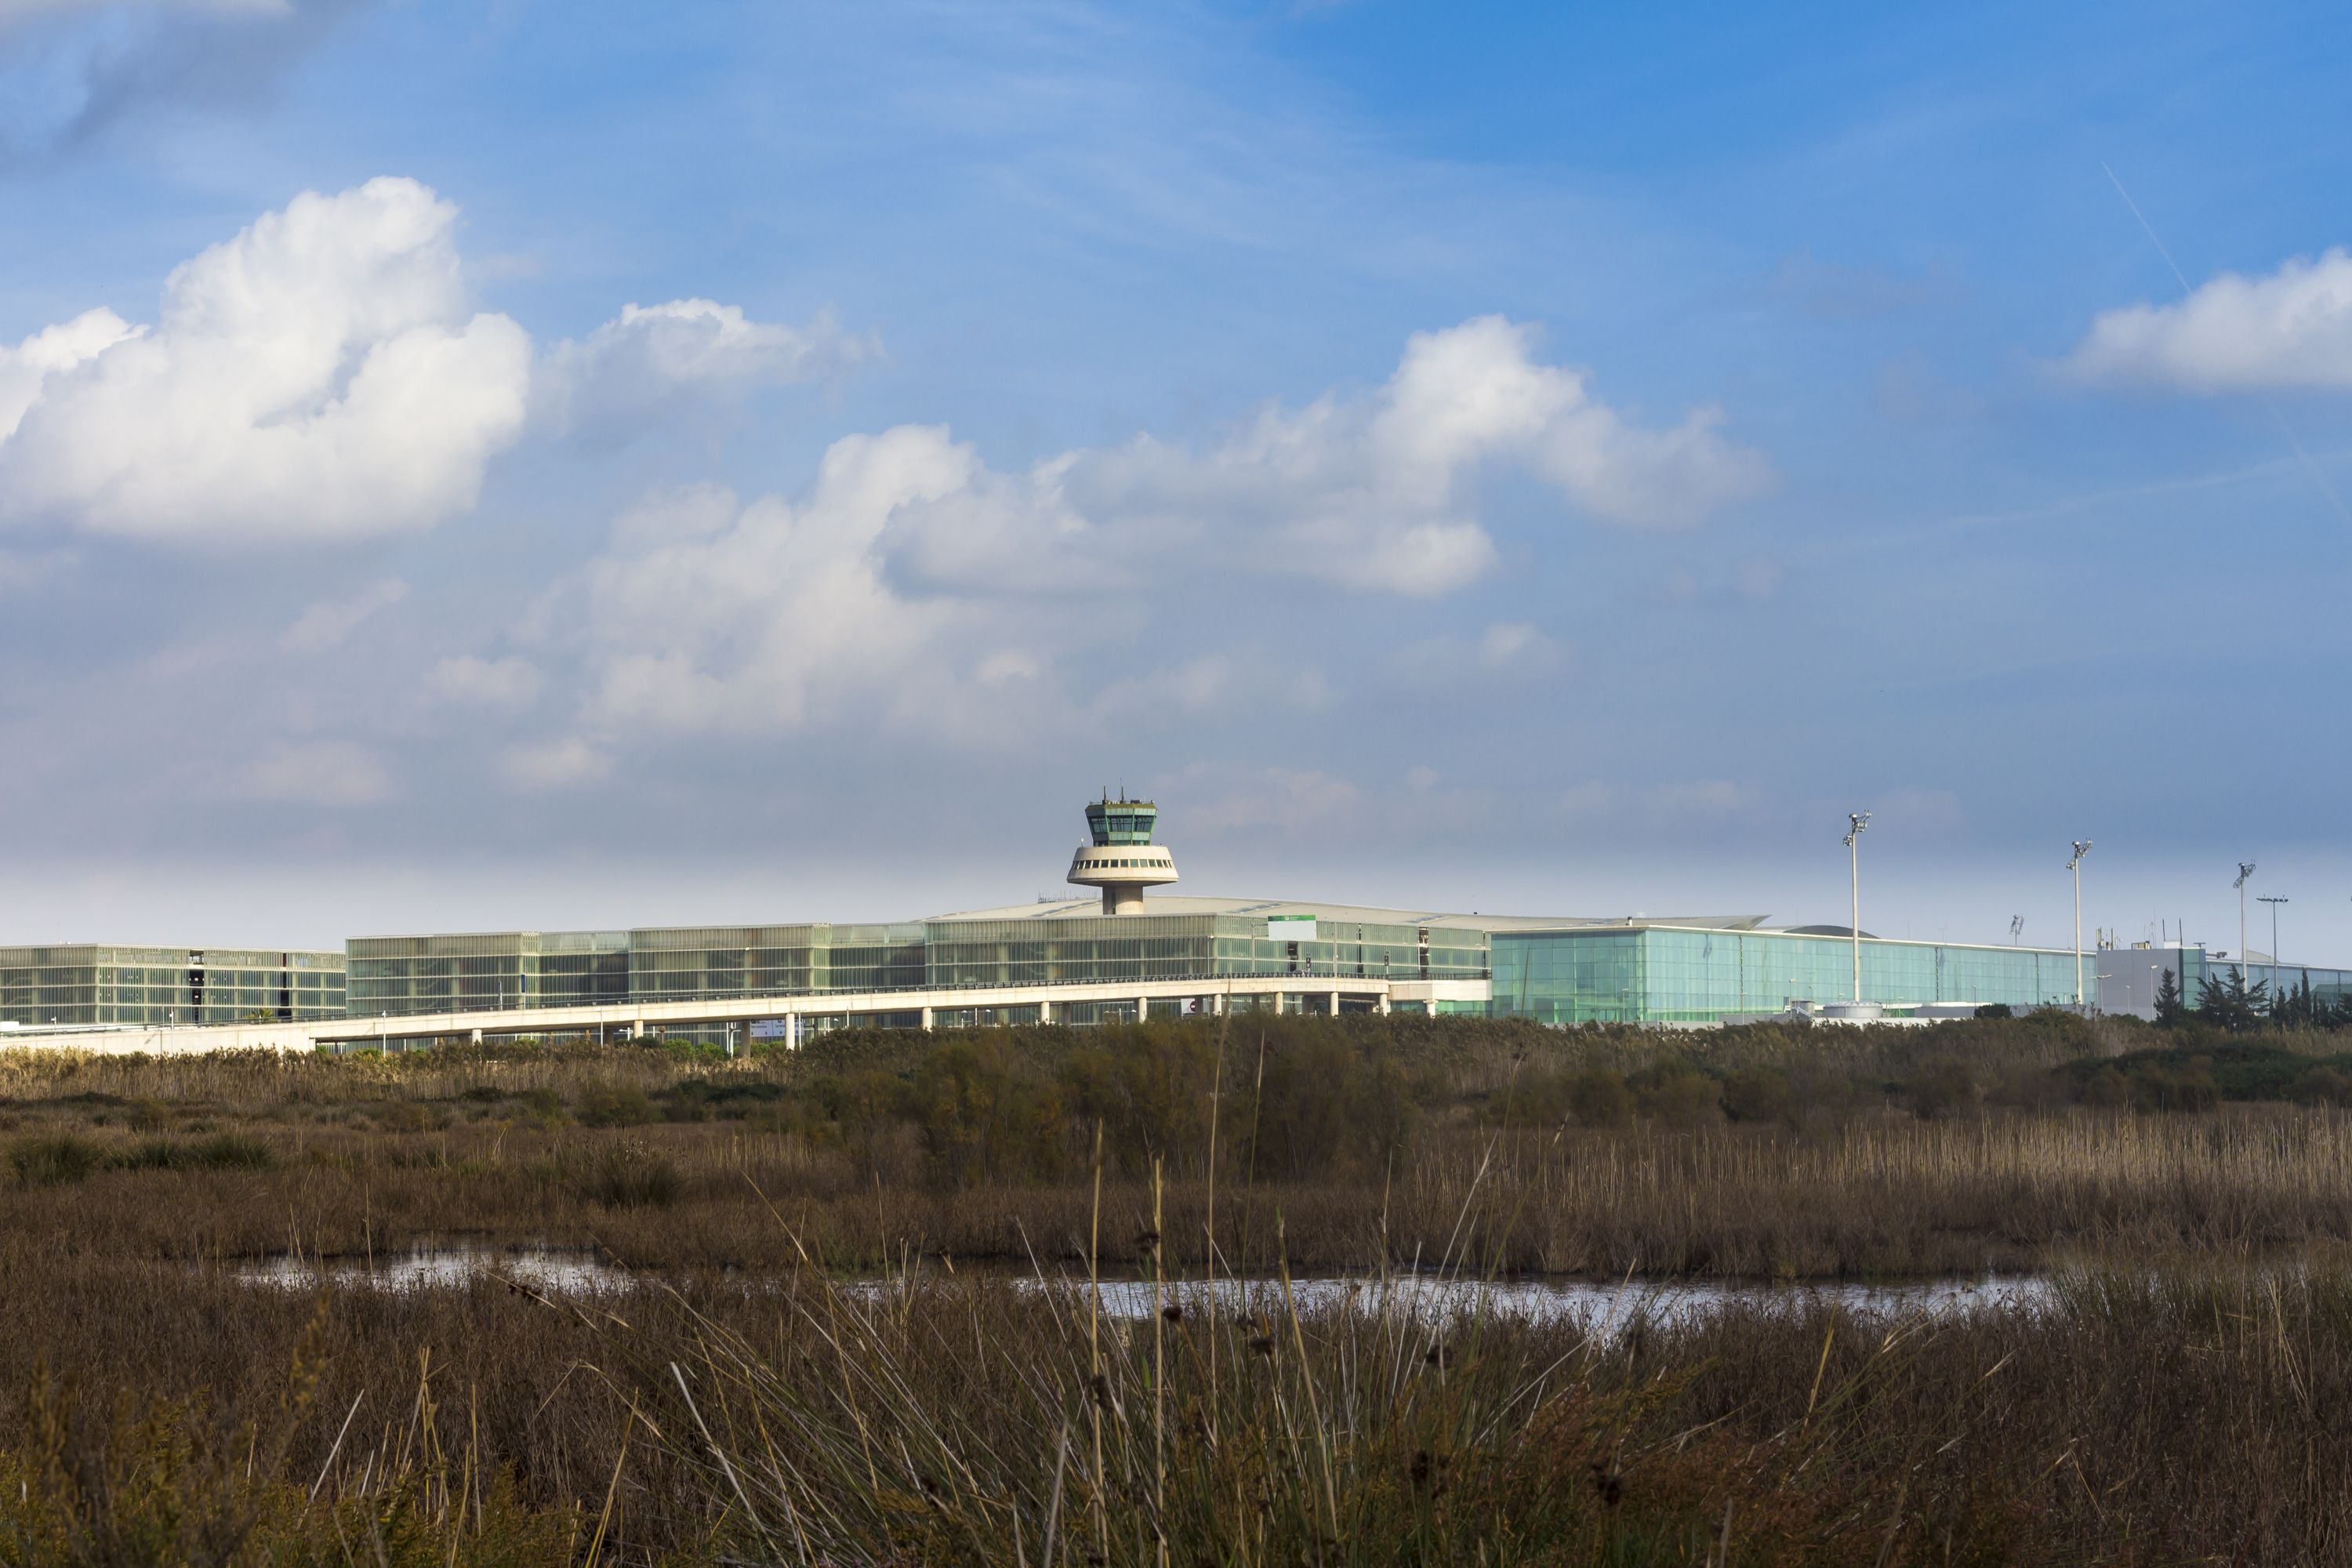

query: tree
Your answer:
[2153,967,2185,1028]
[2196,965,2268,1033]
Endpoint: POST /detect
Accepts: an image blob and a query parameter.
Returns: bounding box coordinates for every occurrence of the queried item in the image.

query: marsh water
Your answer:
[238,1244,2056,1324]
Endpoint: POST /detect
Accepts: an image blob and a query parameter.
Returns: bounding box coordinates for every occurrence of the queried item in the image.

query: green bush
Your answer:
[1567,1070,1634,1128]
[575,1083,657,1128]
[10,1132,103,1185]
[2295,1066,2352,1106]
[1721,1067,1798,1126]
[578,1142,683,1207]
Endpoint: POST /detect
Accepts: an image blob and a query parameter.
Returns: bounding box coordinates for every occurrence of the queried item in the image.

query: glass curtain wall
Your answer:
[346,932,628,1018]
[0,946,346,1026]
[1494,927,2090,1025]
[627,924,924,1001]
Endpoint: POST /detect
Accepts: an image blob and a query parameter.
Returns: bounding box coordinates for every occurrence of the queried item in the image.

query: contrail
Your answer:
[2100,160,2352,528]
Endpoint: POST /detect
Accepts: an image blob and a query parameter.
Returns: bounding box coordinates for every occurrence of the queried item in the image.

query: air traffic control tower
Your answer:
[1066,793,1178,913]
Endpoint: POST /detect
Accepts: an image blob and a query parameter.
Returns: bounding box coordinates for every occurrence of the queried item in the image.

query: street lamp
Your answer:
[2235,862,2257,996]
[2067,840,2092,1009]
[1844,811,1871,1003]
[2259,895,2288,1011]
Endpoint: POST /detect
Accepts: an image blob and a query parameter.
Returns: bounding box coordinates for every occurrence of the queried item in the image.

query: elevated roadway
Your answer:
[0,973,1491,1055]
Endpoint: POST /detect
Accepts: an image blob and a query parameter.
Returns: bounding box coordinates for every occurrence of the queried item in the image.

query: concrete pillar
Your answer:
[1037,1000,1052,1024]
[1137,995,1150,1022]
[920,1007,935,1031]
[1377,993,1391,1016]
[1329,989,1341,1017]
[783,1013,799,1050]
[470,1028,483,1044]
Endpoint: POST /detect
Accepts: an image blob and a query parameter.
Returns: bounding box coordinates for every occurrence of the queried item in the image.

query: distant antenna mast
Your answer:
[2009,915,2024,945]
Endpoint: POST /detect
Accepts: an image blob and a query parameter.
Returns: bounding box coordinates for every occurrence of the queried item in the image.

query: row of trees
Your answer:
[2154,965,2352,1032]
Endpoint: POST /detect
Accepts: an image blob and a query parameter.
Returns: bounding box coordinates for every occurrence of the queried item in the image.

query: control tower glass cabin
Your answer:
[1067,794,1179,913]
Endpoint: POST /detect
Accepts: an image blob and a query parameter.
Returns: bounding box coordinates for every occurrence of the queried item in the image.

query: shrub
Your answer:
[1567,1070,1634,1128]
[1639,1069,1722,1127]
[575,1084,657,1129]
[1901,1062,1977,1120]
[578,1142,683,1208]
[2081,1066,2130,1108]
[2295,1066,2352,1106]
[1722,1067,1798,1127]
[11,1132,103,1185]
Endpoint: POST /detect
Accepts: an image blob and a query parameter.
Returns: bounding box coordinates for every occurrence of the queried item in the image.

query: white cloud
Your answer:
[569,430,1008,738]
[0,309,139,438]
[278,576,407,653]
[2067,249,2352,390]
[0,176,532,542]
[539,299,875,436]
[432,654,541,708]
[510,319,1758,748]
[891,314,1769,601]
[242,739,392,806]
[500,737,609,791]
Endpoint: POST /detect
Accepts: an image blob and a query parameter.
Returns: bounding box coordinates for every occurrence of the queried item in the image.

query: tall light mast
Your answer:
[1844,811,1871,1003]
[2259,895,2288,1009]
[2234,862,2257,995]
[2067,840,2092,1008]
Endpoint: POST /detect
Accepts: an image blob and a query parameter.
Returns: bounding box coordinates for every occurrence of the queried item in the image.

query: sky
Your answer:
[1,0,2348,965]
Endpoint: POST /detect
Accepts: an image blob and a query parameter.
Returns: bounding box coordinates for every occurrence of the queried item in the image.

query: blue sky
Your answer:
[1,0,2347,965]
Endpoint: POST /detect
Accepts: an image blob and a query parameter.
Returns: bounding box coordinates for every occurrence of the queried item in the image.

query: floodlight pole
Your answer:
[1845,811,1871,1003]
[2259,896,2288,1008]
[2235,862,2257,996]
[2067,840,2092,1008]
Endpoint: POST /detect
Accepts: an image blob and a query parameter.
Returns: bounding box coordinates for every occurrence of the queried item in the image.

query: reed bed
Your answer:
[8,1106,2352,1276]
[8,1244,2352,1562]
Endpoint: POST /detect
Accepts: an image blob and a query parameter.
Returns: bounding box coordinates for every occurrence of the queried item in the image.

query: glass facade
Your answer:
[0,946,345,1027]
[345,931,629,1018]
[1084,798,1158,845]
[1492,926,2092,1025]
[340,910,1486,1022]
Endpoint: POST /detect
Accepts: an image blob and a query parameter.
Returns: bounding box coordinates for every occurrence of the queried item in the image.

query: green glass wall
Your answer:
[0,945,346,1027]
[346,931,628,1018]
[1493,927,2089,1025]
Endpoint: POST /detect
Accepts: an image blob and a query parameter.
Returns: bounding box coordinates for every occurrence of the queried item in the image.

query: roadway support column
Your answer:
[920,1007,935,1031]
[783,1013,799,1050]
[1329,989,1341,1017]
[1377,993,1390,1016]
[1137,995,1149,1023]
[1037,1000,1052,1025]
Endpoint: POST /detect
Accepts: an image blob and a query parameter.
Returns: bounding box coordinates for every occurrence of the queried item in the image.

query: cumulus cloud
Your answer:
[278,577,406,653]
[499,318,1761,754]
[1392,620,1565,691]
[0,176,532,541]
[538,299,875,437]
[432,654,542,708]
[894,314,1770,599]
[500,737,608,791]
[2067,249,2352,390]
[567,429,1006,737]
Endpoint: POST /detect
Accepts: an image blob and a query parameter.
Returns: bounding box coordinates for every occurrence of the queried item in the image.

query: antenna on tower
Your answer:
[2009,915,2024,944]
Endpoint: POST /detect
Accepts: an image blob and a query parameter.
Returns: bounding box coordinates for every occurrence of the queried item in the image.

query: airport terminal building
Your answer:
[0,945,347,1029]
[331,796,2116,1039]
[6,796,2336,1044]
